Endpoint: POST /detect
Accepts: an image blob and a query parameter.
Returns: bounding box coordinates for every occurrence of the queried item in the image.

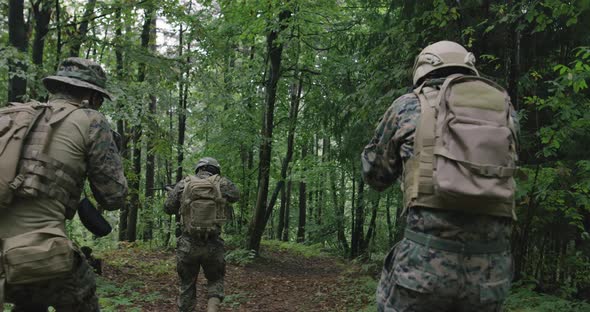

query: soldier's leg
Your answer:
[12,303,49,312]
[202,237,226,301]
[458,251,512,312]
[376,239,456,312]
[52,254,100,312]
[177,237,202,312]
[7,254,99,312]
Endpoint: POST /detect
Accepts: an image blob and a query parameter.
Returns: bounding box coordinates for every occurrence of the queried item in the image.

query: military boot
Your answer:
[207,297,221,312]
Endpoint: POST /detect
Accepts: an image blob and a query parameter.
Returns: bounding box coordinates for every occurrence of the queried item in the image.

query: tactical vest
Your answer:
[10,101,84,218]
[403,75,518,219]
[180,174,227,238]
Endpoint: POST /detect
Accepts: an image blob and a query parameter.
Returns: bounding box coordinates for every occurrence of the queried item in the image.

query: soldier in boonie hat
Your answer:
[43,57,114,101]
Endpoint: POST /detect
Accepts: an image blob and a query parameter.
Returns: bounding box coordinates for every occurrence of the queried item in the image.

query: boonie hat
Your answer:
[43,57,113,100]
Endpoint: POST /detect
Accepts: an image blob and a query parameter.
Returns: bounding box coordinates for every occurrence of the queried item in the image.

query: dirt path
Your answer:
[98,244,373,311]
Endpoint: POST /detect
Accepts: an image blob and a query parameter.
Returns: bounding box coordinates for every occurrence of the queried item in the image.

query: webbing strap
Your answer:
[21,150,78,178]
[434,146,516,178]
[404,229,509,254]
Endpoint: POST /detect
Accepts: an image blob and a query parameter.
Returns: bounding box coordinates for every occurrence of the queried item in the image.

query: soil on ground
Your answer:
[100,244,373,312]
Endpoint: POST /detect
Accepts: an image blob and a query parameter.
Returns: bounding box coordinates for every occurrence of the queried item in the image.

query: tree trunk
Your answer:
[8,0,28,102]
[69,0,96,57]
[143,13,157,241]
[264,72,303,226]
[277,172,287,240]
[127,7,154,242]
[247,8,292,253]
[115,5,129,241]
[331,161,348,253]
[282,178,292,241]
[54,0,61,68]
[31,0,52,66]
[362,195,380,253]
[296,144,307,243]
[351,176,365,258]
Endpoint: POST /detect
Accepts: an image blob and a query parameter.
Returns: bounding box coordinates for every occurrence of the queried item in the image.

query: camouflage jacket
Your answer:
[164,171,240,216]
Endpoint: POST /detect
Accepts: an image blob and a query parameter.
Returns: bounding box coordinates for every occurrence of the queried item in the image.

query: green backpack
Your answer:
[180,175,227,238]
[0,101,49,210]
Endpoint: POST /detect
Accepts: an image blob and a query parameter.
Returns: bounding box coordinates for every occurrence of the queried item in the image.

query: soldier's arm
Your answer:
[361,94,417,192]
[220,177,240,203]
[164,180,184,215]
[85,110,128,210]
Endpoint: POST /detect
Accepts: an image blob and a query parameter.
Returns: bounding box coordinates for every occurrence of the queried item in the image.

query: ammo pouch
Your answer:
[1,228,75,285]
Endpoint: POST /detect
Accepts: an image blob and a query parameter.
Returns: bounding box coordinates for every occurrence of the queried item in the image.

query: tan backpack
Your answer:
[403,74,518,218]
[0,101,81,212]
[0,101,49,210]
[180,175,227,237]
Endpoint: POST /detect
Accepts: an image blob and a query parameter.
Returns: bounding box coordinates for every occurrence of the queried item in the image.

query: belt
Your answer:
[404,228,509,254]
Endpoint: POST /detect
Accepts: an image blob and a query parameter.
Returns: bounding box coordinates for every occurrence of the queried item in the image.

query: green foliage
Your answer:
[97,278,162,312]
[506,284,590,312]
[225,248,257,266]
[261,240,328,259]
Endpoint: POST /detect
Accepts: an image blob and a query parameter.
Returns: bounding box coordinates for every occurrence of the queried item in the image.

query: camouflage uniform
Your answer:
[0,58,127,312]
[165,171,240,312]
[362,89,516,312]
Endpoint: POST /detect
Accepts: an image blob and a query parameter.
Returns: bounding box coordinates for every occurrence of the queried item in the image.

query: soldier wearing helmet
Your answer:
[165,157,239,312]
[0,57,127,311]
[362,41,518,311]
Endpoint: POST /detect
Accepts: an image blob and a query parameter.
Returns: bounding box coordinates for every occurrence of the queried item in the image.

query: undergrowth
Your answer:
[505,283,590,312]
[260,239,328,258]
[96,277,163,312]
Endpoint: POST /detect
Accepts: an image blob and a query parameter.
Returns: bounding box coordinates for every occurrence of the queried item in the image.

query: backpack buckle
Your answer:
[8,175,25,190]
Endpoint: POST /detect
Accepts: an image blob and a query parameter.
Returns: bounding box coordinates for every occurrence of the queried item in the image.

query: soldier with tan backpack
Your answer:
[0,57,127,311]
[361,41,518,311]
[165,157,240,312]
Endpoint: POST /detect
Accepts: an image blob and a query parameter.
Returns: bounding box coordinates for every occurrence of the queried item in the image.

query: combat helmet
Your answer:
[412,41,478,86]
[195,157,221,174]
[43,57,113,100]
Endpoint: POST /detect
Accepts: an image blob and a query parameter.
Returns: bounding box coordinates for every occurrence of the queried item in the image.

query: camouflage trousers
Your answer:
[377,208,513,312]
[5,254,99,312]
[176,234,226,312]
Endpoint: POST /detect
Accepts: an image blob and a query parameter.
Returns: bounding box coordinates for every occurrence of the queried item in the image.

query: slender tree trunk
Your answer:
[247,8,292,253]
[331,162,348,253]
[264,72,303,225]
[143,14,157,241]
[277,172,287,240]
[362,195,380,253]
[351,175,365,258]
[127,7,154,242]
[54,0,61,68]
[114,4,130,241]
[69,0,96,57]
[350,174,356,258]
[282,178,292,241]
[176,22,185,182]
[296,144,307,243]
[30,0,51,99]
[8,0,28,102]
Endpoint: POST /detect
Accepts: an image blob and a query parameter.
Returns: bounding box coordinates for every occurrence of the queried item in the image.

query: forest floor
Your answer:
[96,240,375,312]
